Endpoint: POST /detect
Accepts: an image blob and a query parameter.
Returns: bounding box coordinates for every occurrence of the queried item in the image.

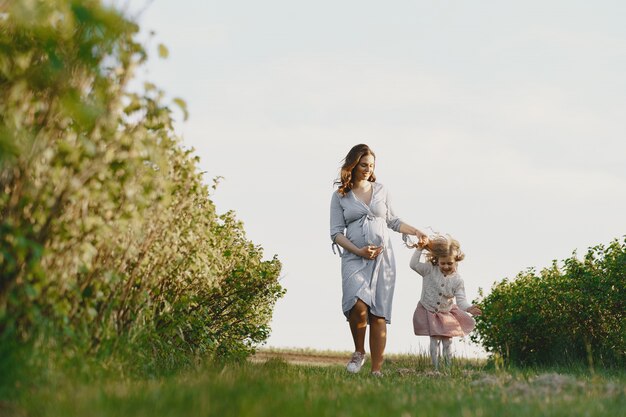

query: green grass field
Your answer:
[3,350,625,417]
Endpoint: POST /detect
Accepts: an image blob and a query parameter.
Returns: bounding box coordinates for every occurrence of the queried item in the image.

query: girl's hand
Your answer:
[467,305,482,316]
[359,245,383,260]
[417,235,429,249]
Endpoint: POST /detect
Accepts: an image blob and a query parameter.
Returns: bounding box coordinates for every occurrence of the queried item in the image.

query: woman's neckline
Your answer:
[352,182,375,207]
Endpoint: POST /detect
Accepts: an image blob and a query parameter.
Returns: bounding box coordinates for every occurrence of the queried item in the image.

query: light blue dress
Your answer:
[329,182,402,323]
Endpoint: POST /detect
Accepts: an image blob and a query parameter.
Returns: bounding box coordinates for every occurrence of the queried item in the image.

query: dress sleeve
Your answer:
[383,185,402,232]
[409,248,432,276]
[330,191,346,242]
[454,279,472,311]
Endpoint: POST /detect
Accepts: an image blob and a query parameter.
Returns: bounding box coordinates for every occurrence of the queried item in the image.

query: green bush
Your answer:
[473,237,625,367]
[0,0,284,370]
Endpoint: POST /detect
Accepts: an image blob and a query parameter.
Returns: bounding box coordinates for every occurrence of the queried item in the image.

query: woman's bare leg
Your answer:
[369,313,387,372]
[348,299,368,354]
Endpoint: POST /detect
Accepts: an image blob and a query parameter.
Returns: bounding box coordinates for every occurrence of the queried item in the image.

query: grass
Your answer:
[3,351,626,417]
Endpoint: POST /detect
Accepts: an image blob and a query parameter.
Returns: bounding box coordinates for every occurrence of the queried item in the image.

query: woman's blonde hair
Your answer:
[424,234,465,265]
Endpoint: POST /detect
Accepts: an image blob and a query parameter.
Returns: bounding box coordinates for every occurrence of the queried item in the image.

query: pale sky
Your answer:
[124,1,626,356]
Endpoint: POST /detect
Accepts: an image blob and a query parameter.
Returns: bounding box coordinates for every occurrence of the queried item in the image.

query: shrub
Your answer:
[0,0,284,369]
[473,237,625,367]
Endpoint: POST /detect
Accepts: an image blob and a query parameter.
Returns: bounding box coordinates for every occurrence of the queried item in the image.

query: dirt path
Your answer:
[251,351,348,367]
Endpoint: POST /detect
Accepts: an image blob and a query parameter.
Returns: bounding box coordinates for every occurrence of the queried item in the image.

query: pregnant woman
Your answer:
[330,144,425,376]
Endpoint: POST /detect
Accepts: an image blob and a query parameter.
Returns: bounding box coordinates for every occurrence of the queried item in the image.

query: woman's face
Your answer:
[438,256,458,276]
[354,154,375,182]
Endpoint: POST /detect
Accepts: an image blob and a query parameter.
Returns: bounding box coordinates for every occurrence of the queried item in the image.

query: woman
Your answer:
[330,144,425,376]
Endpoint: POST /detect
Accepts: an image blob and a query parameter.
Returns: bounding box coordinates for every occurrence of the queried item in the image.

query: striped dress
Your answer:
[330,182,402,323]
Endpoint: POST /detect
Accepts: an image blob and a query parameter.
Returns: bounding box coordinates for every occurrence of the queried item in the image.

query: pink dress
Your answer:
[409,248,476,337]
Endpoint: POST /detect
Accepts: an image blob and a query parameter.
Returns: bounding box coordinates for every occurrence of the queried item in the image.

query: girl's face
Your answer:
[438,256,457,276]
[354,154,375,182]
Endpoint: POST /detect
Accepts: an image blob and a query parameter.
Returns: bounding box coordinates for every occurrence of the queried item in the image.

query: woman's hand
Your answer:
[417,235,429,249]
[333,235,382,259]
[399,224,427,239]
[467,305,482,316]
[359,245,383,260]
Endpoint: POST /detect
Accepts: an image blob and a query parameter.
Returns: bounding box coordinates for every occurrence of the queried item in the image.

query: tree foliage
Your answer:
[473,238,625,367]
[0,0,284,365]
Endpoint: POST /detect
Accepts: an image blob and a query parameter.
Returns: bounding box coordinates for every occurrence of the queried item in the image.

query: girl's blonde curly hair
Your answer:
[424,234,465,265]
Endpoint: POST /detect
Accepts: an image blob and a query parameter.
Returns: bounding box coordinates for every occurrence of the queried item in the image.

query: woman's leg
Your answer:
[369,313,387,372]
[348,299,368,354]
[429,336,441,369]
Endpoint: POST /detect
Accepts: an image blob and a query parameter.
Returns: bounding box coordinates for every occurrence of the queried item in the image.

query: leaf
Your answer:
[158,43,169,59]
[173,97,188,121]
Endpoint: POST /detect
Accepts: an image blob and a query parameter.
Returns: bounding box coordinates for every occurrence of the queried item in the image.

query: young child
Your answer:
[405,234,482,369]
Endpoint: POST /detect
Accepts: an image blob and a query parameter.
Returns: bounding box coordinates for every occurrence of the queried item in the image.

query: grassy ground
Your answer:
[3,351,625,417]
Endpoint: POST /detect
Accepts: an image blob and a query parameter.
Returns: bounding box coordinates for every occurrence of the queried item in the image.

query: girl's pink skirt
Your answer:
[413,302,475,337]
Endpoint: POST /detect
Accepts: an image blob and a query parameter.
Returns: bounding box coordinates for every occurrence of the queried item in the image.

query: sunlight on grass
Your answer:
[8,350,625,417]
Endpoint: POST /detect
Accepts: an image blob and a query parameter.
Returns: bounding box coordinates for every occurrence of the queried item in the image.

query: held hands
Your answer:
[359,245,383,260]
[403,233,429,249]
[407,235,429,249]
[410,227,427,240]
[401,225,427,247]
[466,305,482,316]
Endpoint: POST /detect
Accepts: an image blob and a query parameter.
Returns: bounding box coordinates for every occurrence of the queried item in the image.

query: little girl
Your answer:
[405,234,481,369]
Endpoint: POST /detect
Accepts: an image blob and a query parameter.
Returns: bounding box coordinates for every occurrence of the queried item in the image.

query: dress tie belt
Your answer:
[362,212,385,248]
[330,212,385,257]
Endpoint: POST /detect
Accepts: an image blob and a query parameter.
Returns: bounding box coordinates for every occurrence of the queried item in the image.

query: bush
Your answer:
[473,237,625,367]
[0,0,284,371]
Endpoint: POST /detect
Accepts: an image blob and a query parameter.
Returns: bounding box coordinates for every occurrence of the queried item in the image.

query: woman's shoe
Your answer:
[346,351,366,373]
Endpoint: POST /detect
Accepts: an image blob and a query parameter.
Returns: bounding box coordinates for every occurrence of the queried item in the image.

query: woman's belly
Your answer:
[346,216,387,248]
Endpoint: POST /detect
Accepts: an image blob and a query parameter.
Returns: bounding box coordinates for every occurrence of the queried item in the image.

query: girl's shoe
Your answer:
[346,351,366,373]
[371,370,383,377]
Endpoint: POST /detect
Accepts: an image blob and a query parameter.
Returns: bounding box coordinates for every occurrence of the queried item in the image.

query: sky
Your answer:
[121,1,626,357]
